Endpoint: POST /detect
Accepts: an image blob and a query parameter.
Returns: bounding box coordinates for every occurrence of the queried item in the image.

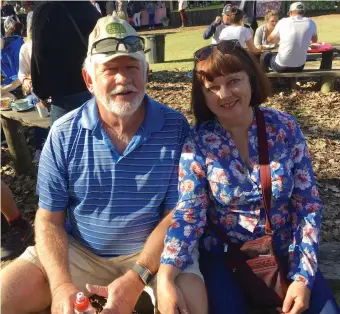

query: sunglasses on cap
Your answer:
[194,39,241,61]
[91,36,145,55]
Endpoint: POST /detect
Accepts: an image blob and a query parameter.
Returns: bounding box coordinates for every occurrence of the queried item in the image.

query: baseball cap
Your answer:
[289,2,305,12]
[222,4,232,15]
[87,15,145,64]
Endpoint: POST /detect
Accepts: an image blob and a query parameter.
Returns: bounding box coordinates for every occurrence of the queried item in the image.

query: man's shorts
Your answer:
[20,236,203,310]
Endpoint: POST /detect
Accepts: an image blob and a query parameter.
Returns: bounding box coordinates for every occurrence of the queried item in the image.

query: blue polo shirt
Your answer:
[37,96,190,257]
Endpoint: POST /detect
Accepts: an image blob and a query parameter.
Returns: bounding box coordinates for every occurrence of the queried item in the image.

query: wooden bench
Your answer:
[267,69,340,93]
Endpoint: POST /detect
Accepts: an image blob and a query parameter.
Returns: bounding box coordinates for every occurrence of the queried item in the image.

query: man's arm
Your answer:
[267,20,281,44]
[203,20,218,40]
[35,208,70,292]
[86,210,175,313]
[136,210,174,274]
[35,208,79,312]
[311,34,318,43]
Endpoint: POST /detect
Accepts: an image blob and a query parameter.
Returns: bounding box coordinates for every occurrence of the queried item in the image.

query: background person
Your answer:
[254,9,279,48]
[219,7,261,55]
[178,0,190,28]
[132,1,143,29]
[1,181,34,261]
[90,0,102,15]
[0,21,24,99]
[157,40,340,314]
[203,4,231,44]
[0,16,206,314]
[263,1,317,73]
[146,1,156,30]
[30,1,101,126]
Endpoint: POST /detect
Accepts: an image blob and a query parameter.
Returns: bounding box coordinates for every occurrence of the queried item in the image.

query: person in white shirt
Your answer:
[262,1,318,73]
[219,7,261,55]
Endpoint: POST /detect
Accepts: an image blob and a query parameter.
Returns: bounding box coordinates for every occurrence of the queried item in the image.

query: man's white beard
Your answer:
[96,84,145,117]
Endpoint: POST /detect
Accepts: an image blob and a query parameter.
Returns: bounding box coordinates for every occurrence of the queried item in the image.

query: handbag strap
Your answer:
[208,107,273,243]
[255,107,273,234]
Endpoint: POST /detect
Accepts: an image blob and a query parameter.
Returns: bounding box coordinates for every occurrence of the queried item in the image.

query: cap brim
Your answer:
[92,51,145,64]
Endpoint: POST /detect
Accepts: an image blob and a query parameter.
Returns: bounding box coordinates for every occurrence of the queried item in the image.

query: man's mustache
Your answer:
[109,85,139,95]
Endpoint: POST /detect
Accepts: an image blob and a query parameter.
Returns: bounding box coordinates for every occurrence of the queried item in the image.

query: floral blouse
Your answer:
[161,107,322,290]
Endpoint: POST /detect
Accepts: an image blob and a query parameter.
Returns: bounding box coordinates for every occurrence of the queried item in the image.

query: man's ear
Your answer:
[82,68,94,94]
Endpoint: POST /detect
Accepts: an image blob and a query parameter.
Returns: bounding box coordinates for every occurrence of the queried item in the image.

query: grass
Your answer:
[140,14,340,72]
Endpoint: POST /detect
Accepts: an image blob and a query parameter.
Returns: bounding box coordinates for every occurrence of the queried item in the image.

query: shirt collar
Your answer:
[80,94,164,134]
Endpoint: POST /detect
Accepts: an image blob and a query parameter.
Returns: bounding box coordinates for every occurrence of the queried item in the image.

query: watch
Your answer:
[131,263,154,286]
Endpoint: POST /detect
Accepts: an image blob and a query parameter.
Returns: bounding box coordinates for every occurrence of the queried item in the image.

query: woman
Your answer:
[219,7,261,55]
[254,9,279,48]
[157,40,340,314]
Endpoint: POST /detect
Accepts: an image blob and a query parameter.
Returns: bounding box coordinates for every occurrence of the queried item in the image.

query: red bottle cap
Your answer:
[74,292,90,312]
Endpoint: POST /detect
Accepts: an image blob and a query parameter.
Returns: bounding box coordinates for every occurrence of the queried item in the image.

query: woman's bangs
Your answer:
[195,50,245,83]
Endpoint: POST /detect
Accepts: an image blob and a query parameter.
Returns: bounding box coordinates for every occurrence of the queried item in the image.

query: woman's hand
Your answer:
[157,276,189,314]
[277,281,311,314]
[157,264,188,314]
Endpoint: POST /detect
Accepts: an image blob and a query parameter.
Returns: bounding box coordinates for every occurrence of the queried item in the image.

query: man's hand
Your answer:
[22,78,32,94]
[215,16,222,24]
[277,281,311,314]
[51,282,79,314]
[86,270,144,314]
[157,277,189,314]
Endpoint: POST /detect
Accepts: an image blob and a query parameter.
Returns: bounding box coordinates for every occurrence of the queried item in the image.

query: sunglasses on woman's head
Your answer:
[193,39,241,61]
[91,36,145,55]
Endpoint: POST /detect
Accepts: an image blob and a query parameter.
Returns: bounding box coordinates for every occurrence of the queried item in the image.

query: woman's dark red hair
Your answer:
[191,45,271,124]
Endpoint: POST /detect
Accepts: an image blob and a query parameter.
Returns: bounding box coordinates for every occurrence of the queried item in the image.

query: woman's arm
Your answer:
[245,37,262,55]
[254,25,264,48]
[160,134,209,271]
[288,120,322,291]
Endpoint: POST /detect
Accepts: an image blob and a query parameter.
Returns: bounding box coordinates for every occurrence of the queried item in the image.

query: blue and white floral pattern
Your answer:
[161,107,322,290]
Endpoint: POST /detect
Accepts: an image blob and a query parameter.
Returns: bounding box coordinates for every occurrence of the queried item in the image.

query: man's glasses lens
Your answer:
[91,36,145,55]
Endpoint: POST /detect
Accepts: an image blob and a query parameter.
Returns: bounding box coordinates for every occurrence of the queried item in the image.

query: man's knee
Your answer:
[176,273,208,314]
[1,259,51,313]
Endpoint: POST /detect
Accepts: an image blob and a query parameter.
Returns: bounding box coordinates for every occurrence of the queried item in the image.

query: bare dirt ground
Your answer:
[1,72,339,312]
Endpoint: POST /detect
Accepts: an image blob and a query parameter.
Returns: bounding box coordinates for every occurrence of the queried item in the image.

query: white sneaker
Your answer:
[33,149,41,163]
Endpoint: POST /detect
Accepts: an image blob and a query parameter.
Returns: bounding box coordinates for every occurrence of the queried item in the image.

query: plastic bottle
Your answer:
[74,292,96,314]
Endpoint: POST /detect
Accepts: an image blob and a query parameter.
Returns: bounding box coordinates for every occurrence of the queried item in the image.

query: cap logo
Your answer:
[105,23,127,35]
[297,4,303,9]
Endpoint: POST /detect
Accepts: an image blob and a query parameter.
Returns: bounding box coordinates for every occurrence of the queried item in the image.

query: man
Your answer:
[203,4,231,44]
[0,16,207,314]
[263,1,318,73]
[31,1,101,126]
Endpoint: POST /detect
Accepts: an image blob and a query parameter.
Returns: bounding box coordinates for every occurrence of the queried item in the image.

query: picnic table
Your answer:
[264,42,338,70]
[1,107,49,174]
[264,43,340,93]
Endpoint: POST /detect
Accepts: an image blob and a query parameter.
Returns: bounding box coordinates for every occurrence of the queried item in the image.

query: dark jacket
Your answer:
[203,20,228,44]
[31,1,100,100]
